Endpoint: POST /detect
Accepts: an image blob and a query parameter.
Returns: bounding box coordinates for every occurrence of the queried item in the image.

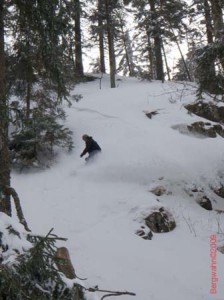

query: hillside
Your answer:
[12,75,224,300]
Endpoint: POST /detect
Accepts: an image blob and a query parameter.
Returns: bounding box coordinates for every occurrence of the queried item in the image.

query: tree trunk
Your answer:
[161,41,171,81]
[121,24,135,77]
[26,80,31,119]
[105,0,116,88]
[74,0,84,77]
[209,0,224,69]
[203,0,216,89]
[154,35,164,82]
[98,0,106,73]
[0,0,11,216]
[204,0,213,44]
[209,0,223,40]
[123,31,135,77]
[146,32,155,79]
[149,0,164,82]
[174,31,192,81]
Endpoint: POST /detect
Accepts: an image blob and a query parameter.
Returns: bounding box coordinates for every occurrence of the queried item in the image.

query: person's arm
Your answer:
[80,148,87,157]
[80,141,90,157]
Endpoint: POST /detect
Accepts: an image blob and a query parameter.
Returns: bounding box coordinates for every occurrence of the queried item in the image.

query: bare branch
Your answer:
[86,287,136,299]
[1,185,31,232]
[100,292,136,300]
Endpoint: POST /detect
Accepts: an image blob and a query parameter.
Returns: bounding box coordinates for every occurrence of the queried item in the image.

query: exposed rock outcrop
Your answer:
[145,207,176,233]
[213,185,224,198]
[187,121,224,138]
[196,194,213,211]
[185,101,224,123]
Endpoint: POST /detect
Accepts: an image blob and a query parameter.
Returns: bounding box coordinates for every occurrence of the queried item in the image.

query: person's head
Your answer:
[82,134,89,141]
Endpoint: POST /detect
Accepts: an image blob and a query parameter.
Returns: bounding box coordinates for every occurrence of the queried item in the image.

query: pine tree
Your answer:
[124,0,153,78]
[105,0,117,87]
[88,0,107,73]
[126,0,188,81]
[204,0,214,44]
[74,0,84,77]
[189,0,224,94]
[113,4,137,76]
[149,0,164,81]
[6,0,75,168]
[0,0,11,216]
[89,0,123,86]
[209,0,224,68]
[98,0,106,73]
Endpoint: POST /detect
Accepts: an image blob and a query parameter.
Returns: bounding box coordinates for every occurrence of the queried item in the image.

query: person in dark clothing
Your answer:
[80,134,101,162]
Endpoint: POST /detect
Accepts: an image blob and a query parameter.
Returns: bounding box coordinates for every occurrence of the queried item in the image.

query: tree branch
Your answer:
[1,185,31,232]
[86,287,136,299]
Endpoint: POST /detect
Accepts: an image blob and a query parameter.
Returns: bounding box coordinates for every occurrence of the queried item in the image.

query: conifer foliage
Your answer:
[176,0,224,94]
[9,84,73,169]
[0,225,84,300]
[6,0,75,169]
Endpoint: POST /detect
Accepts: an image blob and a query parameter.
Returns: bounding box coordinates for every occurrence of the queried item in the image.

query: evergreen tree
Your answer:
[88,0,107,73]
[0,0,11,216]
[173,50,197,82]
[88,0,123,87]
[149,0,164,81]
[209,0,224,68]
[97,0,106,73]
[74,0,84,77]
[189,0,224,94]
[126,0,188,81]
[113,4,137,76]
[0,226,85,299]
[6,0,75,168]
[105,0,117,87]
[204,0,214,44]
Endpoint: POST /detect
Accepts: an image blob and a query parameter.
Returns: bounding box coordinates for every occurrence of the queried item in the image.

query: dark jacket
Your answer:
[80,136,101,157]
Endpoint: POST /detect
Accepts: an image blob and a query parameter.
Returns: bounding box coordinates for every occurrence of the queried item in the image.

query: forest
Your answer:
[0,0,224,299]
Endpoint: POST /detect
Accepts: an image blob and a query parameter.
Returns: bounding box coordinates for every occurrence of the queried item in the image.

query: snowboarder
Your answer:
[80,134,101,162]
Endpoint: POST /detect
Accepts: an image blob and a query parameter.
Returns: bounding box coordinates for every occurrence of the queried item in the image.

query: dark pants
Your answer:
[85,150,101,162]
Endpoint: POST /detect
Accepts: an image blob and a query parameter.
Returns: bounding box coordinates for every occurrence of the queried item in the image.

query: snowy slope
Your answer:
[12,75,224,300]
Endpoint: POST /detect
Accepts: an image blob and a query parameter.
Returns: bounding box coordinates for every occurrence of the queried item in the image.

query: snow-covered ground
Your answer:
[12,75,224,300]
